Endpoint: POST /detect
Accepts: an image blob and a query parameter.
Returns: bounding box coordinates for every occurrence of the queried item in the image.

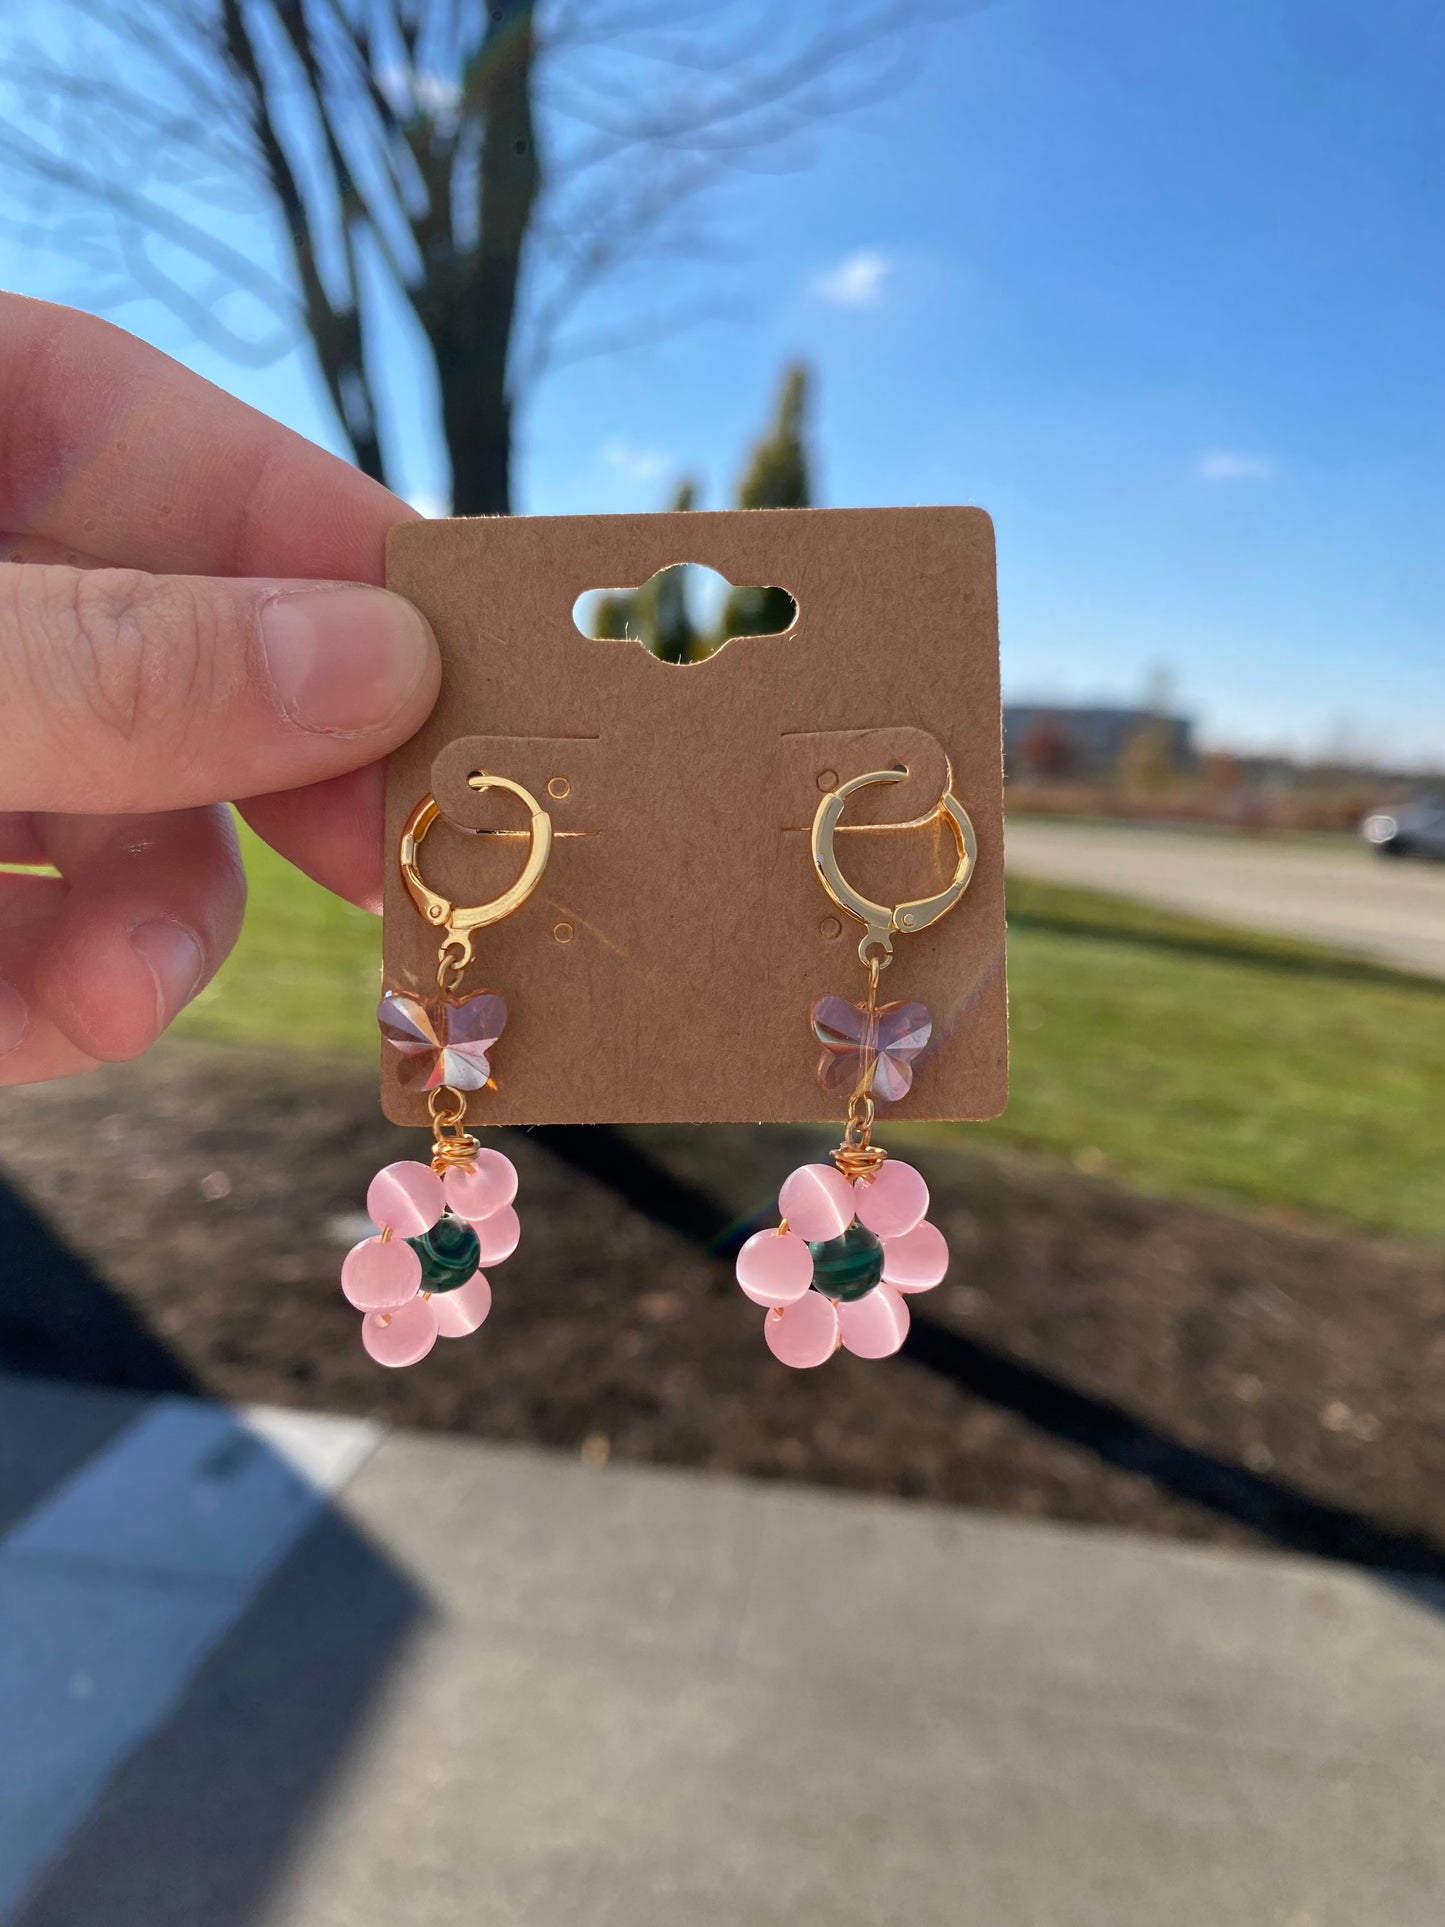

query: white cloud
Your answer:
[600,438,669,483]
[812,248,892,309]
[1193,449,1277,483]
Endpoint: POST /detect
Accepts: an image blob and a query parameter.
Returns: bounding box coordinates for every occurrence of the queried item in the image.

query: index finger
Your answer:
[0,295,417,578]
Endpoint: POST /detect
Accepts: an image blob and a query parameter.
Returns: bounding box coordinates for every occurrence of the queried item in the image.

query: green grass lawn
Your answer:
[952,876,1445,1243]
[176,824,383,1056]
[185,826,1445,1244]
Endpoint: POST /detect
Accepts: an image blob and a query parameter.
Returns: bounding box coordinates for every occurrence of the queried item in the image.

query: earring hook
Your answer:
[400,773,553,989]
[811,766,976,966]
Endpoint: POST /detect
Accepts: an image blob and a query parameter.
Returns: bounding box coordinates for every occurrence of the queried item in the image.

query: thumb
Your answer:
[1,563,440,813]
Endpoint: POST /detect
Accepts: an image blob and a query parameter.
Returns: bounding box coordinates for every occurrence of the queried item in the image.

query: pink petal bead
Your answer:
[432,1271,493,1339]
[852,1160,929,1240]
[341,1235,422,1312]
[837,1283,910,1359]
[777,1163,854,1243]
[443,1150,518,1223]
[763,1291,839,1368]
[470,1202,520,1266]
[735,1228,814,1307]
[361,1295,439,1368]
[366,1160,444,1239]
[881,1219,949,1292]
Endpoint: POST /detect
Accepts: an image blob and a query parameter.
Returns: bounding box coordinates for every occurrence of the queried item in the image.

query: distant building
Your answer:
[1003,704,1195,781]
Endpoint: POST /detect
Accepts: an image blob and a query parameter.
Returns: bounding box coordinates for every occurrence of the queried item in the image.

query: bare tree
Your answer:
[0,0,970,513]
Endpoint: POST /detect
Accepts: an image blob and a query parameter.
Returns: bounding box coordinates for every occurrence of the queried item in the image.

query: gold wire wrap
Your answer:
[830,953,889,1181]
[427,1085,480,1172]
[832,1138,887,1183]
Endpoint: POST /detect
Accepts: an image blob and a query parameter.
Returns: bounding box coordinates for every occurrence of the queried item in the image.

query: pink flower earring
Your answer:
[341,775,553,1368]
[737,767,977,1367]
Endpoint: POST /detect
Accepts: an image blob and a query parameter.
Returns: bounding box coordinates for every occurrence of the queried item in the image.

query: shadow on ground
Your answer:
[4,1044,1445,1576]
[12,1483,422,1927]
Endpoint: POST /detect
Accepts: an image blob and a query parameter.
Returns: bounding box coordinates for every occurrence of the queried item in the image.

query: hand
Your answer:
[0,297,441,1086]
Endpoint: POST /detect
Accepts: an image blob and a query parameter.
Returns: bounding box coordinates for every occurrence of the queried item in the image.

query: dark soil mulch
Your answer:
[2,1044,1443,1566]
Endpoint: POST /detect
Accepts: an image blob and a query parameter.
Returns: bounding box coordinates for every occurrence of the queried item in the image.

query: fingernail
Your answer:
[261,586,434,734]
[0,980,27,1055]
[129,919,205,1028]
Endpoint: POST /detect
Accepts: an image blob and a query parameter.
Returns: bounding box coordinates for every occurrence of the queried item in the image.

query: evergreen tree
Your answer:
[591,480,702,660]
[609,365,811,661]
[723,364,810,638]
[737,365,811,509]
[647,481,705,663]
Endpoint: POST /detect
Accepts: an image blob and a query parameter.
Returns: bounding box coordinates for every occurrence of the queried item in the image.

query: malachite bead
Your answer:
[807,1222,884,1301]
[406,1212,481,1293]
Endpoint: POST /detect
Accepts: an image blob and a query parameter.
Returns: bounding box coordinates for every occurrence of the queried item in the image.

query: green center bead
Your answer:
[807,1222,884,1301]
[406,1212,481,1293]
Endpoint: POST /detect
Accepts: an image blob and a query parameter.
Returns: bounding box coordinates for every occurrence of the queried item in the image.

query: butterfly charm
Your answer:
[378,990,507,1093]
[810,995,933,1104]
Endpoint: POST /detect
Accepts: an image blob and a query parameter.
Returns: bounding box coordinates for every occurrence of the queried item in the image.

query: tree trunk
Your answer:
[439,363,514,516]
[427,1,539,516]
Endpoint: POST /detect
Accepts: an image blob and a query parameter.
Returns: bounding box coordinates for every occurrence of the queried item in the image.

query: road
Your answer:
[1005,818,1445,978]
[6,1377,1445,1926]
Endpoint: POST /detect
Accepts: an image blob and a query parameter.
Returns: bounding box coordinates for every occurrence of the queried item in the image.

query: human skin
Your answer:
[0,295,442,1085]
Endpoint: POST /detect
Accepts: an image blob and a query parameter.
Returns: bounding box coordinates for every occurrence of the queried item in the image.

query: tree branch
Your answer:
[0,0,977,510]
[219,0,386,478]
[0,123,295,311]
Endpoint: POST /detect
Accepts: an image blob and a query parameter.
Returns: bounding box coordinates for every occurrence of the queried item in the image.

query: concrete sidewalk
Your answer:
[1005,818,1445,978]
[5,1377,1445,1927]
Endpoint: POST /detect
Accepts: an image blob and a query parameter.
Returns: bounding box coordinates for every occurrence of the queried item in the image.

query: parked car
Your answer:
[1362,799,1445,859]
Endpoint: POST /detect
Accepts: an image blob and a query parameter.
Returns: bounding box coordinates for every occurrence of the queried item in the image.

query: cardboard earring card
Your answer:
[381,506,1007,1127]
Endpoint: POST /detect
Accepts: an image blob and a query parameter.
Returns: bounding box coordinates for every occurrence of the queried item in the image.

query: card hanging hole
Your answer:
[573,563,798,663]
[547,776,571,800]
[553,921,575,944]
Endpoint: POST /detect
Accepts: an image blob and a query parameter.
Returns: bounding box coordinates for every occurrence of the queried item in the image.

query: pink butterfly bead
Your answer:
[378,990,507,1093]
[810,995,933,1104]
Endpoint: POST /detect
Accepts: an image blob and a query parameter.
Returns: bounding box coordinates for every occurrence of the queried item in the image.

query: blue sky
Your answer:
[5,0,1442,765]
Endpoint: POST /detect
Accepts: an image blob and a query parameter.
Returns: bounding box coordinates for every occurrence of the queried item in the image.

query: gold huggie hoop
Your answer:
[400,773,553,989]
[811,767,976,967]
